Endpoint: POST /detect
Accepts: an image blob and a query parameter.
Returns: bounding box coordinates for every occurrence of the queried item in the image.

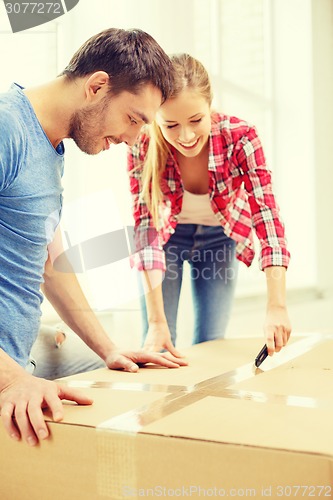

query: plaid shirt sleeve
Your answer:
[232,126,290,270]
[127,135,166,271]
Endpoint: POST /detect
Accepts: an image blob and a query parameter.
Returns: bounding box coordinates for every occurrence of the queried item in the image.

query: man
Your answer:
[0,27,186,447]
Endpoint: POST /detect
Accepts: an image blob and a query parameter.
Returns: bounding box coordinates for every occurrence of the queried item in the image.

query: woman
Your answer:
[128,53,291,358]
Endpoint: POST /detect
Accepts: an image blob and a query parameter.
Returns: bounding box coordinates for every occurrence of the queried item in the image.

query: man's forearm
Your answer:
[0,348,27,392]
[42,257,117,362]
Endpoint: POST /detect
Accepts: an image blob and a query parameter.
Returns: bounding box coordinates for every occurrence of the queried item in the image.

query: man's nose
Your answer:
[122,124,143,147]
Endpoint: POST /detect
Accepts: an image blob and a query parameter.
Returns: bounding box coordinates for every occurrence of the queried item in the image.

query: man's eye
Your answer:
[130,116,138,125]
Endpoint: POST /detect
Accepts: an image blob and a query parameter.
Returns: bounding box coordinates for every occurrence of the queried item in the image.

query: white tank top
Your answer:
[177,190,220,226]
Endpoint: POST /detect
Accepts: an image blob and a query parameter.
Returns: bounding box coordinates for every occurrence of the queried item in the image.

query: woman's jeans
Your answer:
[140,224,238,346]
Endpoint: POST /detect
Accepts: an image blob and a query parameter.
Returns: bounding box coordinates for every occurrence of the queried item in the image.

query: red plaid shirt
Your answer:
[128,113,290,272]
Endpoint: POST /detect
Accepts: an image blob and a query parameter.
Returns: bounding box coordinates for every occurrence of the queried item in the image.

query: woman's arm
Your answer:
[264,266,291,354]
[128,141,184,358]
[233,126,291,352]
[141,270,184,357]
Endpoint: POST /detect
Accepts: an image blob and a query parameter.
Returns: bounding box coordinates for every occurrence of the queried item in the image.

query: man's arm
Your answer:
[43,252,120,363]
[44,228,186,371]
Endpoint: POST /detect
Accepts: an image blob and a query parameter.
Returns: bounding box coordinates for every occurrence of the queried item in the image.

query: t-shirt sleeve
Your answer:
[0,110,24,192]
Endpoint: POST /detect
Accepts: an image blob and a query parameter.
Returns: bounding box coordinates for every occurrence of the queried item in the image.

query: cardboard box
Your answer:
[1,334,333,500]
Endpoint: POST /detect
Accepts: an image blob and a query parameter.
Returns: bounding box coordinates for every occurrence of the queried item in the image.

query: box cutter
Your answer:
[254,344,269,368]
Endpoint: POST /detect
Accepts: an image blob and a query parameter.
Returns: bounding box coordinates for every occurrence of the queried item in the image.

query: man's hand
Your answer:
[105,349,188,372]
[0,374,93,445]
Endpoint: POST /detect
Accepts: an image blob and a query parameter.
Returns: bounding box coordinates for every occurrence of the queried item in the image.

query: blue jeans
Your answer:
[140,224,238,345]
[29,324,105,380]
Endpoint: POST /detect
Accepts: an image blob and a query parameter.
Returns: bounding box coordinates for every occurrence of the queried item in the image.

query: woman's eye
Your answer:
[191,118,202,124]
[166,124,178,129]
[130,116,138,125]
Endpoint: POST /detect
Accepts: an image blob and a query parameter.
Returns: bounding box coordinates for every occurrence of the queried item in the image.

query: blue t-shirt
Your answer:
[0,83,64,366]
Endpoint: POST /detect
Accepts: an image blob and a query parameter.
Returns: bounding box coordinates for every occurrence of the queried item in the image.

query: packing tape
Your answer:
[219,388,332,409]
[66,380,187,393]
[96,430,138,500]
[94,333,333,432]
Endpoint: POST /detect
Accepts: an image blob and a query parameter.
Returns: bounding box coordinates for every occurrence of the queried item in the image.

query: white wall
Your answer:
[271,0,316,291]
[55,1,318,305]
[1,0,332,327]
[312,0,333,295]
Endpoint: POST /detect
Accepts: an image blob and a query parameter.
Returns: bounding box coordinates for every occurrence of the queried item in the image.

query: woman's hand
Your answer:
[144,320,185,358]
[264,305,292,355]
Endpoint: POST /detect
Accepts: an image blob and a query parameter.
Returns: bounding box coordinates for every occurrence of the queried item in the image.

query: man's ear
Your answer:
[84,71,110,102]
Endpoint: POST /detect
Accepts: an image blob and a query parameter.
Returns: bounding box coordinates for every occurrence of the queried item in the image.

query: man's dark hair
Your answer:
[60,28,174,102]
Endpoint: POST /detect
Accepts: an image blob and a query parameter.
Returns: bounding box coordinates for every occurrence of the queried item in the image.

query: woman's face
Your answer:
[156,89,211,158]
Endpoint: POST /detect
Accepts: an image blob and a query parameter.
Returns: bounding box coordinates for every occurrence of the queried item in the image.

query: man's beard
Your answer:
[68,99,109,155]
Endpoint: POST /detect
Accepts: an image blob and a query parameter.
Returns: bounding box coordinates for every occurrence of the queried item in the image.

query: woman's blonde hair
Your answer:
[140,53,213,228]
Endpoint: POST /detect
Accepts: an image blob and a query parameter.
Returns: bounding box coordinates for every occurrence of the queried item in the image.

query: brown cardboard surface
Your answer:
[278,339,333,369]
[228,340,333,398]
[58,337,266,387]
[230,366,333,398]
[143,396,333,455]
[54,389,169,427]
[1,334,333,500]
[1,424,331,500]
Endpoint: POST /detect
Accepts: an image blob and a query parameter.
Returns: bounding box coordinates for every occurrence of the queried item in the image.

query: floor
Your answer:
[41,288,333,372]
[94,287,333,350]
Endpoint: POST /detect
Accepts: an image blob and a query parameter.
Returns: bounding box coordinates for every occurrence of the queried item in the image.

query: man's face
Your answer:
[69,83,162,155]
